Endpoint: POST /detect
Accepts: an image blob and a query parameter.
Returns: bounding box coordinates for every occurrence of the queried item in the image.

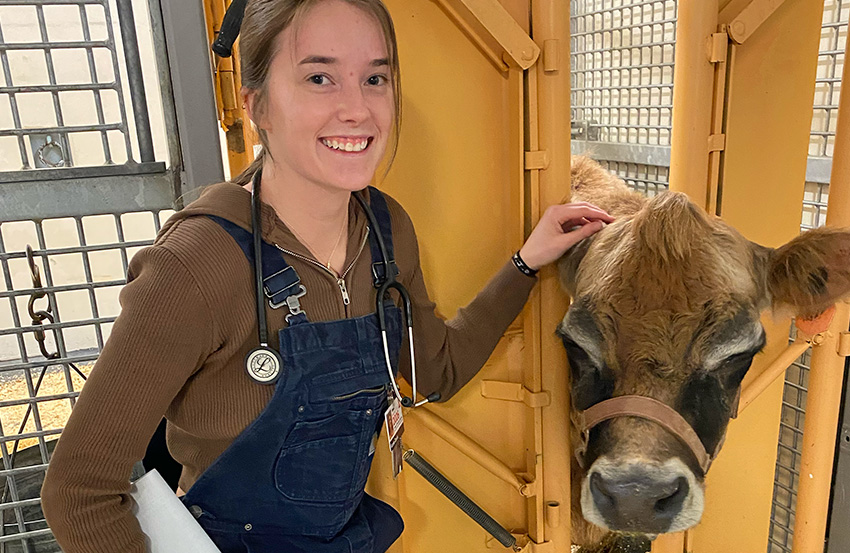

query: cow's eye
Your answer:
[715,351,757,389]
[558,331,613,410]
[559,334,598,379]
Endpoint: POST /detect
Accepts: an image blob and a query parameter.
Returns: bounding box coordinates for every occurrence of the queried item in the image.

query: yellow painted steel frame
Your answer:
[365,0,575,551]
[664,0,827,551]
[790,28,850,553]
[202,0,255,177]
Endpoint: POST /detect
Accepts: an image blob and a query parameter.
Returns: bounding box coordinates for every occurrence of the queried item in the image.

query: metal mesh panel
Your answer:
[570,0,676,194]
[599,159,669,196]
[768,2,848,551]
[0,210,170,551]
[0,0,152,171]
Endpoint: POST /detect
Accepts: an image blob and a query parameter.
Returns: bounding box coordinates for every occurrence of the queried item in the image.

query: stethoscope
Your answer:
[245,170,439,408]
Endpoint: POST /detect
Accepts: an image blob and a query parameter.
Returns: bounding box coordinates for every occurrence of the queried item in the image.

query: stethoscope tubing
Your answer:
[252,170,269,348]
[250,172,426,406]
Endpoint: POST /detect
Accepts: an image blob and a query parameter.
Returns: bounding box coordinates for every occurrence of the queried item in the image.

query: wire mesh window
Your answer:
[0,210,171,551]
[570,0,676,194]
[768,2,848,551]
[0,0,167,173]
[599,160,669,197]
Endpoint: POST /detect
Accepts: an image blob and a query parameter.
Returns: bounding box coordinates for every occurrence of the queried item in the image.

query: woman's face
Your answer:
[250,0,394,193]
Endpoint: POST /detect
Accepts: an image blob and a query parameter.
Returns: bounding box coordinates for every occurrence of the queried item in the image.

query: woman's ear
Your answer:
[242,86,265,130]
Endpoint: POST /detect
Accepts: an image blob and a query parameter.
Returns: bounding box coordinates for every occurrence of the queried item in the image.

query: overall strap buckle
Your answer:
[371,260,399,288]
[263,266,307,322]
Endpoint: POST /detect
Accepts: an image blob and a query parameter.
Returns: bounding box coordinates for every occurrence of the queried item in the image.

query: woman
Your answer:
[41,1,612,551]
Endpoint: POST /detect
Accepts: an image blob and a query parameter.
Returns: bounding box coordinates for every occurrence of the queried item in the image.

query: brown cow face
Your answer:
[557,189,850,536]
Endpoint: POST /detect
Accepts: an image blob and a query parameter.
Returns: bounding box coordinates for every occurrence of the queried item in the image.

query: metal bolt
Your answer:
[245,523,253,531]
[366,409,372,415]
[298,406,305,413]
[731,21,746,38]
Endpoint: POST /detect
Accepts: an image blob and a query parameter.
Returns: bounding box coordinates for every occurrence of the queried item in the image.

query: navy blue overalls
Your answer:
[182,188,405,553]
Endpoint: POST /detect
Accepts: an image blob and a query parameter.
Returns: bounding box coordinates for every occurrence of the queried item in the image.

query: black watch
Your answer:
[512,251,538,277]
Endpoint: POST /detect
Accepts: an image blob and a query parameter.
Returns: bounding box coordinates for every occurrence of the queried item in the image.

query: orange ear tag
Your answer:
[795,304,836,337]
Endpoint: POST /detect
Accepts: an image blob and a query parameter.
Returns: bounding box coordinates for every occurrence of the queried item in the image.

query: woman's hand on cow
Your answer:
[518,202,614,270]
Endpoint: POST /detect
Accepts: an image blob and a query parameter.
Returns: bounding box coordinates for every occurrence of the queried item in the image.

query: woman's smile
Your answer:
[320,136,373,153]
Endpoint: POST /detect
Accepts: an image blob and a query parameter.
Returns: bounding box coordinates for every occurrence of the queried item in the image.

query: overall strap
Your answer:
[366,187,399,287]
[208,215,308,324]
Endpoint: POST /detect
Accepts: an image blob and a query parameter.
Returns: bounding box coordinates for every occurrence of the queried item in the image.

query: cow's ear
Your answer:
[557,234,598,296]
[766,227,850,317]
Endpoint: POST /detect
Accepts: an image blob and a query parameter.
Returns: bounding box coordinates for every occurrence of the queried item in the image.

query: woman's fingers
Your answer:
[546,203,614,225]
[518,201,612,270]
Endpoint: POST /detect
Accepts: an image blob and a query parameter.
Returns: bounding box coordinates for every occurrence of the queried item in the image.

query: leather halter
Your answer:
[572,395,726,474]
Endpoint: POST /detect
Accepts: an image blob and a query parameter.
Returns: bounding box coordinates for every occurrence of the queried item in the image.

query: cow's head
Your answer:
[559,157,850,536]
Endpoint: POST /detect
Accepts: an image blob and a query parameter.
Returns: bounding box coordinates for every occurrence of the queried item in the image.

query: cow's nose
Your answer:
[589,470,689,532]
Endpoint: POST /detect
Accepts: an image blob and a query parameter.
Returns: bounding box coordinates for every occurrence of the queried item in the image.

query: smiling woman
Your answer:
[39,2,613,553]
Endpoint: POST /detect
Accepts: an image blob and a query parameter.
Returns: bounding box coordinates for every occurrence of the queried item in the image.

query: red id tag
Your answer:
[385,392,405,478]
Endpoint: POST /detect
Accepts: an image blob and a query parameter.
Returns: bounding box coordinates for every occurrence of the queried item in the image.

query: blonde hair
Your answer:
[232,0,402,185]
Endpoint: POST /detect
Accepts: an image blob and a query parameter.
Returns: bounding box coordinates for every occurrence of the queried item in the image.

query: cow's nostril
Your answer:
[589,472,615,509]
[654,477,689,516]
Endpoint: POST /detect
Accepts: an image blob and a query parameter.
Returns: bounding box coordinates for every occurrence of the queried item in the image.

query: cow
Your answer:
[559,157,850,552]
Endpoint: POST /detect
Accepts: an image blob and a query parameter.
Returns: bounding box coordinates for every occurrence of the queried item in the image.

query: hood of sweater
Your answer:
[162,181,371,267]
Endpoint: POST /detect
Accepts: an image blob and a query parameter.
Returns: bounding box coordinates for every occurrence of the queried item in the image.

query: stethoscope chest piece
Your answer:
[245,346,283,385]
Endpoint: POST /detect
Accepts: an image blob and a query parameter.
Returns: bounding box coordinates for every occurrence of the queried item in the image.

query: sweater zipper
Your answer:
[274,228,370,315]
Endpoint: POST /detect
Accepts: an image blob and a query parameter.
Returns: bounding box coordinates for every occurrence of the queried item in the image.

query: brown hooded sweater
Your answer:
[41,182,536,553]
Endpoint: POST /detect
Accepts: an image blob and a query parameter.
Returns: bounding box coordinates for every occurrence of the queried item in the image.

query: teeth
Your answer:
[322,138,369,152]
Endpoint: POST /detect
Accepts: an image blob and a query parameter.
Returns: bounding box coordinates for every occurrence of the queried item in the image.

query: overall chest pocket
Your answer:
[274,404,381,504]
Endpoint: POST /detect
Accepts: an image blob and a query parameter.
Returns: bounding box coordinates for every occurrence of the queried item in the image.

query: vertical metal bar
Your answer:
[79,2,114,164]
[0,230,29,368]
[791,25,850,553]
[34,4,72,167]
[668,0,717,207]
[0,23,30,169]
[145,0,184,203]
[112,0,155,163]
[101,0,136,163]
[33,224,69,368]
[0,419,32,553]
[531,0,571,547]
[75,217,104,351]
[20,368,49,464]
[114,213,130,277]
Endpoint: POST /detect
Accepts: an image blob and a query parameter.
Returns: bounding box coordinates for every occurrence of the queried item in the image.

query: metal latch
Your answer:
[480,380,551,408]
[524,151,550,171]
[708,134,726,153]
[542,39,559,72]
[708,32,728,63]
[571,120,600,141]
[838,331,850,357]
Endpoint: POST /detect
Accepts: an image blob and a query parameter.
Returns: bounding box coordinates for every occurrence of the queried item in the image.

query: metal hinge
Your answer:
[727,0,788,45]
[524,150,550,171]
[542,39,560,72]
[708,32,728,63]
[480,380,551,408]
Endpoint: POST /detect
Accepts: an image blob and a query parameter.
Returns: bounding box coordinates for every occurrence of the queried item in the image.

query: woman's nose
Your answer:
[337,83,370,123]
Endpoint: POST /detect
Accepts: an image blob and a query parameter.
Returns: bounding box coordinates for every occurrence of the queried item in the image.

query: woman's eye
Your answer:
[366,74,388,86]
[308,74,330,85]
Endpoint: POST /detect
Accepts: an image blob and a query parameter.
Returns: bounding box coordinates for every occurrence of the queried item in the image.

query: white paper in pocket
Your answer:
[130,469,222,553]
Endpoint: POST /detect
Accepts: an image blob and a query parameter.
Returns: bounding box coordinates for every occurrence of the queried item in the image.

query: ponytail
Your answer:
[232,148,265,185]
